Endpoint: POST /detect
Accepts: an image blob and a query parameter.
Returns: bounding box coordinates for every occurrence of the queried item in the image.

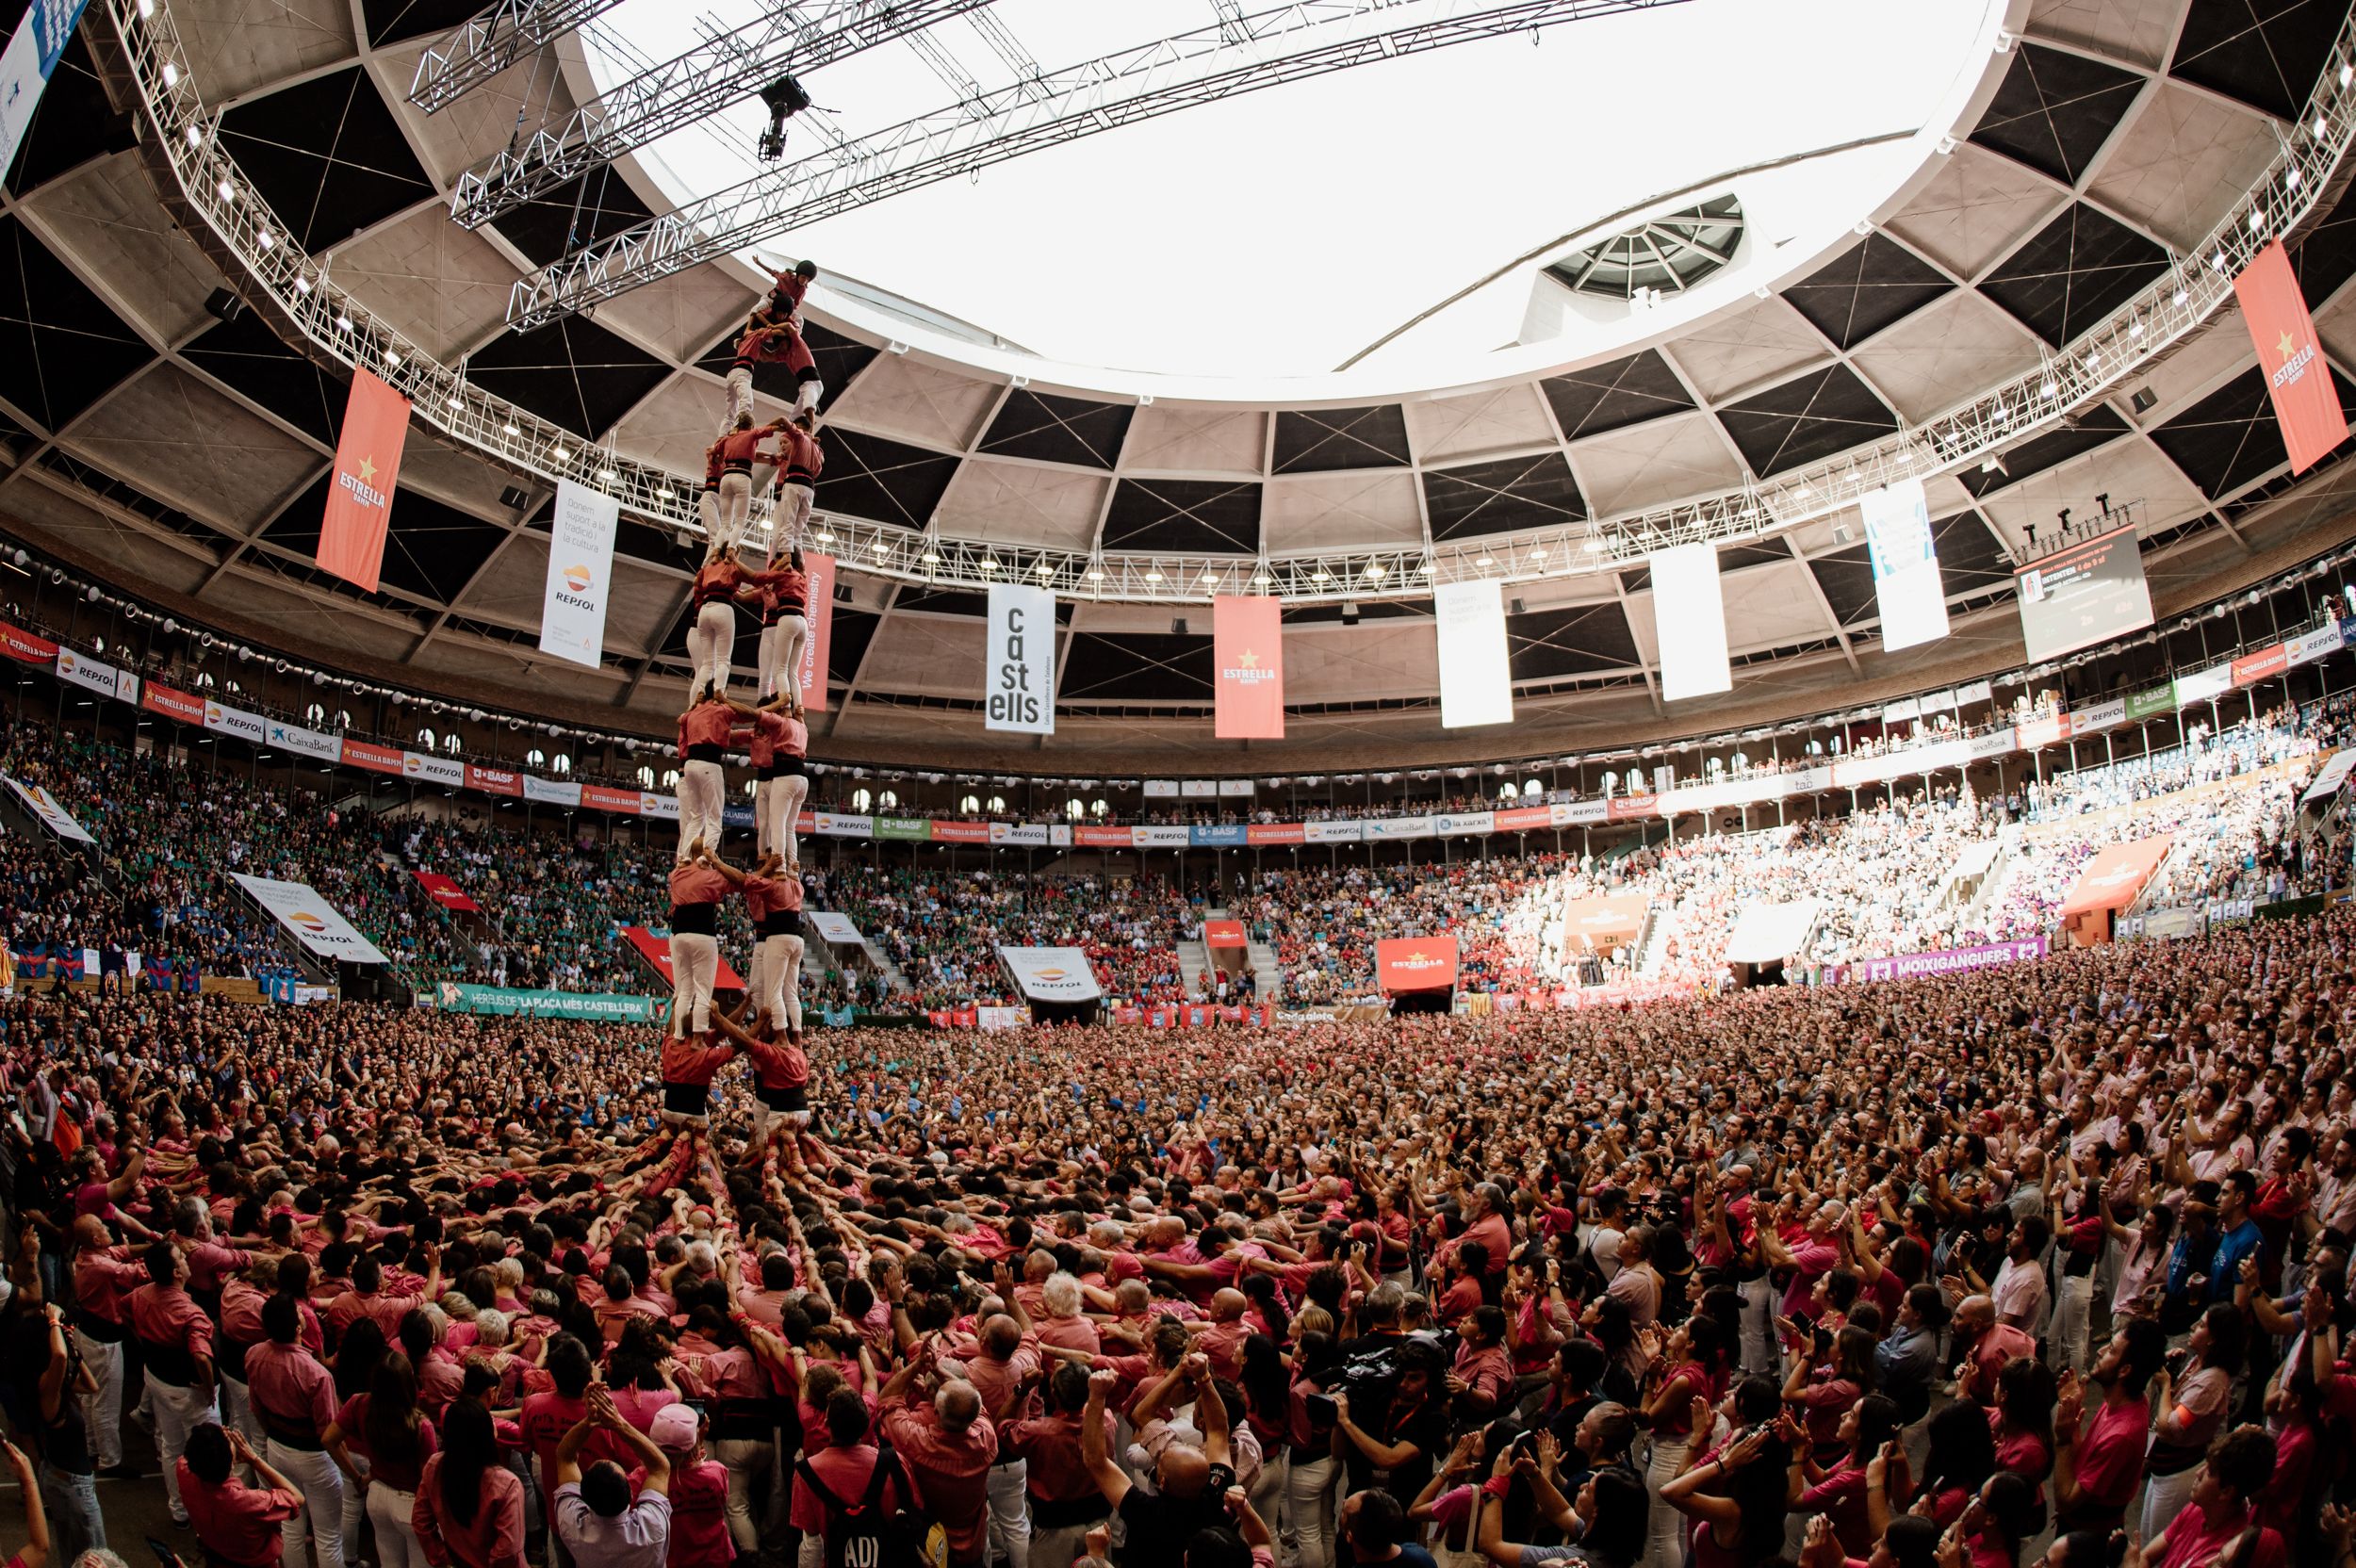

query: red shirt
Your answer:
[716,429,774,469]
[415,1453,529,1568]
[71,1247,144,1326]
[2154,1496,2283,1568]
[791,1443,905,1535]
[129,1282,214,1372]
[744,874,794,924]
[178,1461,302,1567]
[746,711,792,768]
[660,1037,736,1087]
[247,1339,337,1441]
[878,1398,995,1560]
[1008,1410,1114,1503]
[769,271,810,316]
[334,1393,439,1493]
[668,863,729,909]
[678,703,733,754]
[777,427,823,481]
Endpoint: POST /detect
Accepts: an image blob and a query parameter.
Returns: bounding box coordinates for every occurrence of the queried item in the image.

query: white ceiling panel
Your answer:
[826,353,999,451]
[1850,288,2043,424]
[1658,297,1830,403]
[2086,84,2277,252]
[332,205,518,363]
[1571,412,1746,516]
[1122,403,1268,475]
[932,458,1108,550]
[1262,469,1423,551]
[1403,384,1556,464]
[1884,145,2066,281]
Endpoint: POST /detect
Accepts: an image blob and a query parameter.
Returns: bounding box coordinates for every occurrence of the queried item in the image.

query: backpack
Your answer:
[794,1445,946,1568]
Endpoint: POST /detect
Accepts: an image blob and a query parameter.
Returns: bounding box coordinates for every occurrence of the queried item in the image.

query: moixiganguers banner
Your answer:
[1828,937,2048,985]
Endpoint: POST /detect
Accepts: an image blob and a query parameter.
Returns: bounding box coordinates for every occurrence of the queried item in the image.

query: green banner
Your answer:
[873,816,932,841]
[2125,681,2176,721]
[428,981,662,1022]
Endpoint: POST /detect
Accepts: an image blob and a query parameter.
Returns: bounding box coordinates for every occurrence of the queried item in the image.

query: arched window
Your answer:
[194,672,215,690]
[1706,757,1724,777]
[305,702,326,724]
[226,679,242,695]
[1624,768,1643,794]
[1731,752,1748,772]
[1091,798,1109,819]
[1065,797,1085,821]
[335,710,351,729]
[1497,781,1519,801]
[550,754,571,776]
[877,790,898,809]
[442,731,462,755]
[417,727,436,750]
[1523,777,1542,798]
[852,787,873,812]
[959,793,979,814]
[987,793,1006,813]
[526,748,546,768]
[662,769,680,788]
[744,778,759,798]
[638,765,656,788]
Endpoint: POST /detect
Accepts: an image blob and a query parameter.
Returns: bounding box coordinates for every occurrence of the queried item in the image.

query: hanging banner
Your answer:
[2124,682,2176,721]
[55,648,127,701]
[2075,696,2127,733]
[999,946,1104,1003]
[1860,477,1949,652]
[0,622,54,663]
[402,751,464,785]
[581,784,639,814]
[2060,836,2174,918]
[1649,543,1733,700]
[1189,824,1246,846]
[264,719,341,760]
[466,763,523,797]
[2301,748,2356,804]
[1375,936,1459,993]
[984,581,1055,734]
[2288,622,2345,667]
[988,822,1048,845]
[1219,778,1255,797]
[639,792,679,820]
[1249,822,1305,844]
[1143,780,1181,798]
[1436,810,1495,836]
[1434,579,1513,728]
[539,481,619,669]
[1181,779,1218,799]
[318,368,410,594]
[806,911,864,945]
[1561,891,1650,948]
[873,816,931,841]
[2233,643,2289,687]
[1496,805,1552,832]
[228,873,391,965]
[1203,919,1248,950]
[0,0,95,187]
[413,871,480,914]
[140,681,206,727]
[798,551,835,711]
[340,739,403,775]
[1074,825,1133,846]
[1133,825,1190,847]
[430,981,660,1022]
[814,811,871,838]
[1303,819,1365,842]
[1831,937,2048,985]
[2234,238,2348,473]
[1213,595,1285,739]
[3,775,92,842]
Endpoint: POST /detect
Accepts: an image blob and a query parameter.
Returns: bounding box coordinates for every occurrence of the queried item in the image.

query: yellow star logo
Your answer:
[1238,649,1258,669]
[357,455,379,484]
[2278,331,2299,364]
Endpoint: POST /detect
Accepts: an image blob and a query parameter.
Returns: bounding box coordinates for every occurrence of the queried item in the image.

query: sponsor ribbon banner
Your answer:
[55,648,130,702]
[929,820,988,844]
[2061,836,2174,917]
[1607,793,1660,822]
[318,368,410,594]
[814,811,872,839]
[988,822,1048,846]
[521,776,580,808]
[618,925,744,990]
[539,481,619,668]
[340,739,404,775]
[1212,595,1285,739]
[984,582,1056,734]
[1955,678,1994,704]
[1203,919,1248,950]
[797,552,835,711]
[3,775,92,842]
[2176,662,2233,703]
[1189,824,1246,847]
[2015,712,2072,750]
[1302,819,1365,842]
[873,816,932,841]
[1495,805,1552,832]
[0,621,53,663]
[141,681,206,726]
[2236,238,2349,473]
[1132,825,1190,847]
[580,784,639,814]
[640,792,680,820]
[1650,543,1733,700]
[1074,825,1134,847]
[2015,522,2153,662]
[1860,477,1950,652]
[1559,799,1609,825]
[2125,681,2176,721]
[1248,823,1304,845]
[806,911,864,945]
[2074,696,2127,734]
[1831,938,2048,985]
[1433,579,1514,728]
[0,0,93,186]
[1366,813,1434,839]
[1437,810,1495,837]
[1969,729,2020,760]
[1375,936,1459,993]
[466,764,522,797]
[204,701,266,743]
[1000,945,1104,1004]
[229,873,392,965]
[2289,622,2345,667]
[413,871,480,914]
[265,719,342,760]
[431,981,660,1022]
[2233,643,2289,687]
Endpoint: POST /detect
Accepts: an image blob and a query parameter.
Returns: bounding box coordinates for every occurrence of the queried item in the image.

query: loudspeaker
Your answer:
[499,485,531,510]
[204,288,244,323]
[1172,617,1189,635]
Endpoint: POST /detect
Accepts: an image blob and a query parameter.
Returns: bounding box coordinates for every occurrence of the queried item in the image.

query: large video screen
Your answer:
[2014,522,2152,662]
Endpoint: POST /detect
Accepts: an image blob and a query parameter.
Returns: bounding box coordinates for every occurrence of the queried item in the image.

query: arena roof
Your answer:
[2,0,2356,775]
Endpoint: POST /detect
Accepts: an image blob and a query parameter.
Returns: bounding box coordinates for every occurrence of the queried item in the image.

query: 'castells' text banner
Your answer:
[1213,595,1285,739]
[539,481,618,668]
[431,981,660,1022]
[985,582,1056,734]
[318,368,410,594]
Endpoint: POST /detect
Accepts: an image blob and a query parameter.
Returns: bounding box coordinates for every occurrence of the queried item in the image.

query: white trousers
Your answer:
[270,1439,347,1568]
[671,930,719,1036]
[2050,1270,2094,1377]
[987,1458,1031,1568]
[146,1370,218,1523]
[698,487,721,540]
[776,482,813,551]
[1738,1275,1776,1378]
[1644,1435,1689,1568]
[74,1331,123,1470]
[677,759,727,863]
[726,368,755,428]
[221,1370,265,1450]
[709,1437,776,1554]
[761,775,807,863]
[686,600,736,699]
[760,933,803,1032]
[1284,1452,1337,1568]
[765,613,810,702]
[2141,1465,2201,1543]
[368,1480,423,1568]
[718,472,753,554]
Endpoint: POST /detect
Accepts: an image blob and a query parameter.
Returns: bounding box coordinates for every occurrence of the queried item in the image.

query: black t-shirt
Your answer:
[1117,1463,1238,1568]
[1344,1394,1449,1503]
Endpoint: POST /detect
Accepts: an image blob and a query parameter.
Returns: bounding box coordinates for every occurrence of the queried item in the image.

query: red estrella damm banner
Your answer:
[318,368,412,594]
[1374,935,1459,993]
[139,681,206,725]
[1213,595,1284,740]
[2235,239,2348,474]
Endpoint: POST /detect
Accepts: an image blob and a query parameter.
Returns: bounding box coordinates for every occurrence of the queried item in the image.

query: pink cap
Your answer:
[648,1402,700,1452]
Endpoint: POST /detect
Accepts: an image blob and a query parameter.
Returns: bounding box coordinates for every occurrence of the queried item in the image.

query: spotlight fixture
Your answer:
[755,74,812,161]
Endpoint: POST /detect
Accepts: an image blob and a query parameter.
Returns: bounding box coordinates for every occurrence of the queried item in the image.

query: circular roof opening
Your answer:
[1546,196,1746,300]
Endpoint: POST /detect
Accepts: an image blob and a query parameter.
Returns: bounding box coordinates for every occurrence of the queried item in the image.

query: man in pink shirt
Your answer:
[1009,1364,1115,1568]
[323,1250,440,1347]
[878,1349,996,1568]
[948,1308,1042,1568]
[129,1239,218,1526]
[68,1216,143,1476]
[248,1293,345,1568]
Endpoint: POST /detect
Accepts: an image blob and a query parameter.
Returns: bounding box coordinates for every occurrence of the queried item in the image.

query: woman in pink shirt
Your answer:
[413,1398,526,1568]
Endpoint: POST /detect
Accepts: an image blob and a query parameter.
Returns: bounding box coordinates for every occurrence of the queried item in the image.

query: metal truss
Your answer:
[450,0,993,230]
[506,0,1695,329]
[408,0,635,116]
[93,0,2356,607]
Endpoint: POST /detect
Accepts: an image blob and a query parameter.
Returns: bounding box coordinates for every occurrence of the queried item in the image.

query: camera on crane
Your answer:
[757,74,811,162]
